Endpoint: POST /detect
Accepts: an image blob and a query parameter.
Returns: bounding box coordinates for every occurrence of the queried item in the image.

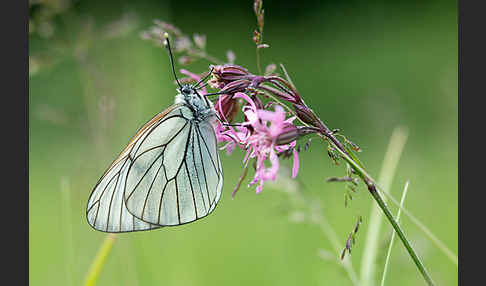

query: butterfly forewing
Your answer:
[196,122,223,212]
[123,105,223,226]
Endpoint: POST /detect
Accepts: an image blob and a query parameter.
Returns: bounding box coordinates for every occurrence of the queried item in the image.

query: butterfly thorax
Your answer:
[174,85,216,123]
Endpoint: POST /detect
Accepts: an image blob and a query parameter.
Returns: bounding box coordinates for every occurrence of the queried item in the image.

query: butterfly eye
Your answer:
[181,86,193,95]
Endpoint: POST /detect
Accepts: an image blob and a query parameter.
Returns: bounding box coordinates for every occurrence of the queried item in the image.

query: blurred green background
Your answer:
[29,0,457,285]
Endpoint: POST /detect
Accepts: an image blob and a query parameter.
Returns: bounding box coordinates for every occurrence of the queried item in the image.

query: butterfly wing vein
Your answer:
[86,105,223,233]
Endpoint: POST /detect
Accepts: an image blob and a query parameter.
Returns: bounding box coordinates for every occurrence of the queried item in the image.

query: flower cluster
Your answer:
[201,64,321,194]
[217,92,300,193]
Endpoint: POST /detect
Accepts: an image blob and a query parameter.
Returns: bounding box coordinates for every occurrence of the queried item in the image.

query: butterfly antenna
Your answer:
[163,33,183,90]
[196,81,209,91]
[192,66,214,89]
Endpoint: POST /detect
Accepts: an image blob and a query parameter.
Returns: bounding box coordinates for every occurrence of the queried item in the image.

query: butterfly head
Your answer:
[177,84,204,103]
[180,84,195,96]
[175,84,215,120]
[163,34,215,121]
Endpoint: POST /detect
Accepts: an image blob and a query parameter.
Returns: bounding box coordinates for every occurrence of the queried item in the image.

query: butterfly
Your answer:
[86,34,224,233]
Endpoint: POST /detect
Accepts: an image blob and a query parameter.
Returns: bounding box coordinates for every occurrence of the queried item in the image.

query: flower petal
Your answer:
[267,148,280,180]
[233,92,257,111]
[292,148,299,178]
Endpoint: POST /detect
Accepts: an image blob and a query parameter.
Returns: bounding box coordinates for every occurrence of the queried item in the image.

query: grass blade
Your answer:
[380,180,410,286]
[378,188,458,265]
[83,234,117,286]
[359,126,408,286]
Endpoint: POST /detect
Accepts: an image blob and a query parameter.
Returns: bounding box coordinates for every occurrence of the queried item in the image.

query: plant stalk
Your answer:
[253,67,435,285]
[381,181,410,286]
[83,234,117,286]
[312,120,435,286]
[360,127,408,286]
[368,184,434,286]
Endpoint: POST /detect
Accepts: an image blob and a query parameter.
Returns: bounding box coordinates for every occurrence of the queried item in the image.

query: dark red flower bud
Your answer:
[209,65,251,90]
[215,94,240,123]
[220,79,250,94]
[292,103,319,127]
[275,126,317,145]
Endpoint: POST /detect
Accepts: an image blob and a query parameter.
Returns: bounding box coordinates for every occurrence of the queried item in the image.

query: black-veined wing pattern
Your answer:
[86,104,223,233]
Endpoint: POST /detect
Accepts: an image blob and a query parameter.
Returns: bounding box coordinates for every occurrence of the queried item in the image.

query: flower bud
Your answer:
[220,79,250,94]
[209,65,250,90]
[275,126,316,146]
[219,65,249,78]
[292,103,319,127]
[216,94,240,123]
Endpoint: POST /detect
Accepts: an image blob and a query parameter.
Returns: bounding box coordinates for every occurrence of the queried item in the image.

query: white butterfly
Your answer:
[86,34,223,232]
[86,84,224,232]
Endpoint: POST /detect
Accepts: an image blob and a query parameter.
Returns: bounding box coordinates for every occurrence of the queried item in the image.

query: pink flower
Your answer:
[179,66,314,194]
[217,92,300,193]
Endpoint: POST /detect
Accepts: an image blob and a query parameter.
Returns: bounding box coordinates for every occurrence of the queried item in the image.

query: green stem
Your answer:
[360,127,408,286]
[256,48,262,74]
[316,131,435,286]
[379,188,458,265]
[381,181,410,286]
[83,234,117,286]
[255,76,436,285]
[369,184,434,286]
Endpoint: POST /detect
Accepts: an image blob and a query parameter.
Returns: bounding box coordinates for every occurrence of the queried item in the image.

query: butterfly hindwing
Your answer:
[86,104,184,233]
[86,155,160,232]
